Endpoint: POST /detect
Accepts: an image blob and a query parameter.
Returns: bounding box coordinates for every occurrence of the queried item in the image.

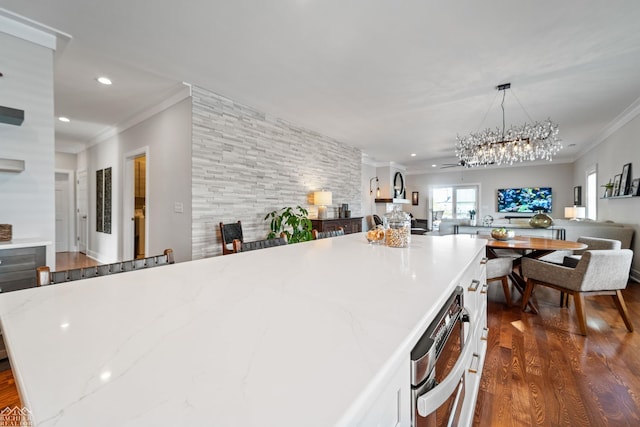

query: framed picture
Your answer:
[613,174,622,196]
[573,186,582,205]
[620,163,632,195]
[631,178,640,196]
[412,191,419,205]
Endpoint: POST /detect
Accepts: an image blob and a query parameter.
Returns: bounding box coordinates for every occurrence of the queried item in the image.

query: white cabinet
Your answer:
[459,252,488,426]
[353,248,488,427]
[356,359,411,427]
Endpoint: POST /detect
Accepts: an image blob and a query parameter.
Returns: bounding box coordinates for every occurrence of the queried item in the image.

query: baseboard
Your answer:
[85,250,115,265]
[630,268,640,283]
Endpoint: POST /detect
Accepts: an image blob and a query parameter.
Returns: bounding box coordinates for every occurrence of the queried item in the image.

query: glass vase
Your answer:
[529,211,553,228]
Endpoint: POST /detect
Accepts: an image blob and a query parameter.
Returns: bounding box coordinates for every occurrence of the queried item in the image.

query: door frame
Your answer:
[76,169,89,254]
[55,169,76,253]
[123,147,150,260]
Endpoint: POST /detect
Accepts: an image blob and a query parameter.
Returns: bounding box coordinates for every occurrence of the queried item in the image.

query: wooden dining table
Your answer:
[480,235,588,311]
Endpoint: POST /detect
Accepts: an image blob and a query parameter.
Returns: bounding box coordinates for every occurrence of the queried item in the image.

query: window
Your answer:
[587,170,597,220]
[432,185,479,219]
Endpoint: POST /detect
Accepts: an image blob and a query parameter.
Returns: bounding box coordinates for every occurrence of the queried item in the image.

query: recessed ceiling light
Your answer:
[431,164,437,168]
[58,116,70,122]
[410,153,417,157]
[97,76,112,85]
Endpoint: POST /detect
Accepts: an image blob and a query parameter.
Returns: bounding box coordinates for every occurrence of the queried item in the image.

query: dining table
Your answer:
[480,235,588,312]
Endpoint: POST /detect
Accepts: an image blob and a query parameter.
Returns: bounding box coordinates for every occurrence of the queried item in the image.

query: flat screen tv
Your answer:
[497,187,552,213]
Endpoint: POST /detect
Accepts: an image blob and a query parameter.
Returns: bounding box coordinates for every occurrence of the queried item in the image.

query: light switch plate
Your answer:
[174,202,183,213]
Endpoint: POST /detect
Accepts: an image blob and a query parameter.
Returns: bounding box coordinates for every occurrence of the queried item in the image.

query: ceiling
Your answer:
[2,1,640,173]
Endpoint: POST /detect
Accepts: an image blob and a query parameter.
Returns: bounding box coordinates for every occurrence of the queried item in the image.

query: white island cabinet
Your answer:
[0,234,486,427]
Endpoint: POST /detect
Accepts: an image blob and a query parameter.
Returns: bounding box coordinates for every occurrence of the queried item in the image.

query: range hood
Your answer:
[374,165,409,204]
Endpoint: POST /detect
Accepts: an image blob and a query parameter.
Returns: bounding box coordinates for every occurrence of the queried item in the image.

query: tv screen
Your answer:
[497,187,552,213]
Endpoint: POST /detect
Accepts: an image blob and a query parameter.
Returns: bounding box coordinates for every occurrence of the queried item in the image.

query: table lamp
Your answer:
[564,206,586,221]
[314,191,332,219]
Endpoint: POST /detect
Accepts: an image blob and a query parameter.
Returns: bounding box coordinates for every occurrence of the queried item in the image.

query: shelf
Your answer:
[374,198,409,204]
[0,158,25,172]
[600,195,637,199]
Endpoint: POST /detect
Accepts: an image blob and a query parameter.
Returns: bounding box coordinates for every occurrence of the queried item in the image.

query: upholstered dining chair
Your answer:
[562,236,621,268]
[232,237,288,253]
[521,249,633,336]
[312,227,345,240]
[486,257,513,307]
[220,221,243,255]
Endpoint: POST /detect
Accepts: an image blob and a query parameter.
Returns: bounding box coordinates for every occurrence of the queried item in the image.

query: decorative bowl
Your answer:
[491,228,515,241]
[366,227,385,244]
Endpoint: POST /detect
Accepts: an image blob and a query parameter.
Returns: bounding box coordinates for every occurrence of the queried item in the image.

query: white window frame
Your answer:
[431,184,479,220]
[586,165,597,220]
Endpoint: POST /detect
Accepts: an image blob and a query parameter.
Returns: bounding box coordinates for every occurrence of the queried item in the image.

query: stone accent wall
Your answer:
[191,86,362,259]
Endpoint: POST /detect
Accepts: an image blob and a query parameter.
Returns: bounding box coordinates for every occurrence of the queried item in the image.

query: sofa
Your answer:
[433,218,634,248]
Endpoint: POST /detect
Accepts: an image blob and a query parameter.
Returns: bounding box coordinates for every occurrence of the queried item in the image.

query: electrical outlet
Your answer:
[174,202,183,213]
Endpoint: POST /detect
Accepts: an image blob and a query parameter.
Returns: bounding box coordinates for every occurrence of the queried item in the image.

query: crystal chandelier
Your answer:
[455,83,561,167]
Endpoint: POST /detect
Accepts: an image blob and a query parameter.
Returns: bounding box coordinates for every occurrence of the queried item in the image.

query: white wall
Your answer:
[79,97,192,263]
[117,98,192,262]
[83,139,120,263]
[55,152,77,170]
[573,113,640,278]
[406,163,574,223]
[0,31,55,265]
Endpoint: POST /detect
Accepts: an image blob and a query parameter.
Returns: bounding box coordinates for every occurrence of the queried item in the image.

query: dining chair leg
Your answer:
[612,290,634,332]
[501,276,512,307]
[560,292,570,308]
[521,279,538,314]
[573,292,588,336]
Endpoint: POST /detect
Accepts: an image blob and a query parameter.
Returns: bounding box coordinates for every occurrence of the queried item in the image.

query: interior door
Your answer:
[76,170,88,254]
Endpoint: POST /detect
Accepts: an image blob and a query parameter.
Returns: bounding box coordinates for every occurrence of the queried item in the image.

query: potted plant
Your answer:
[264,206,313,243]
[601,180,614,198]
[468,209,477,226]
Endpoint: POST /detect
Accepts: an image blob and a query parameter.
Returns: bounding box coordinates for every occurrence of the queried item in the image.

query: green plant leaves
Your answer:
[264,205,313,243]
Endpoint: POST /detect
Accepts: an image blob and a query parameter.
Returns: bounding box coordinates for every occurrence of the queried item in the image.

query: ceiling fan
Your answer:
[440,159,495,169]
[440,160,468,169]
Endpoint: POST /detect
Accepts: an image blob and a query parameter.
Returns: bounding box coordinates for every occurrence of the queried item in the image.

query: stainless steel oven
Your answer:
[410,286,472,427]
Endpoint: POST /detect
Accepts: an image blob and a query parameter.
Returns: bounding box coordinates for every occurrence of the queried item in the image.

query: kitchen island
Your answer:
[0,234,486,426]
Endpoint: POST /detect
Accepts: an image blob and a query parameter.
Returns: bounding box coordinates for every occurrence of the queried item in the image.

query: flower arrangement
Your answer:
[468,209,476,219]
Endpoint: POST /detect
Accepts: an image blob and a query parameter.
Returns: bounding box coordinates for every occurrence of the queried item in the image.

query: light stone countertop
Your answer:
[0,233,486,426]
[0,238,51,250]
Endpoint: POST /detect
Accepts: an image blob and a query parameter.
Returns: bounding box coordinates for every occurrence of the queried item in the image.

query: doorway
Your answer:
[123,148,149,260]
[55,170,75,253]
[133,155,146,259]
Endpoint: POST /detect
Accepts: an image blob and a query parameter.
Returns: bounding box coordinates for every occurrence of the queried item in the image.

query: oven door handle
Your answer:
[416,311,474,417]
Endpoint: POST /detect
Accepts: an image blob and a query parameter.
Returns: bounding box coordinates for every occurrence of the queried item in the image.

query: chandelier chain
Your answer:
[510,88,536,123]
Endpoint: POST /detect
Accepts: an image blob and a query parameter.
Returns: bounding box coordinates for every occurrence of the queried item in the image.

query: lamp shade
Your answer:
[314,191,332,206]
[564,206,586,220]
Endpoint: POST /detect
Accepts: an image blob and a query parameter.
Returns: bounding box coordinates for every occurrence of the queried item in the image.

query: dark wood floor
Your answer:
[1,253,639,424]
[474,279,640,426]
[55,251,99,271]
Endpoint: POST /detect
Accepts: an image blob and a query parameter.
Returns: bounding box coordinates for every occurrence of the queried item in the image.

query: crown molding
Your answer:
[579,95,640,157]
[86,83,191,148]
[0,8,71,51]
